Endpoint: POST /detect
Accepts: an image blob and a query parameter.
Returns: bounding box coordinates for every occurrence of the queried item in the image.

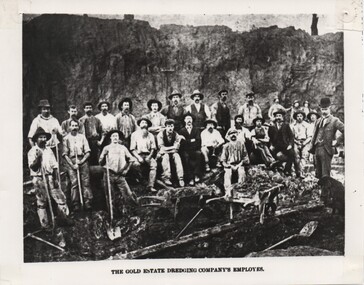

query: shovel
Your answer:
[41,165,56,232]
[105,155,122,240]
[263,221,318,251]
[74,145,84,210]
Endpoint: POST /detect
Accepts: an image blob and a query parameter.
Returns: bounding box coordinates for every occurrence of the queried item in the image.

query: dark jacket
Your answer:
[268,123,294,151]
[179,126,201,152]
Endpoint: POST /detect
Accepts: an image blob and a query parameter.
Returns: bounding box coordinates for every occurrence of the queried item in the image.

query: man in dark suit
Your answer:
[268,110,300,177]
[309,98,344,179]
[179,113,202,186]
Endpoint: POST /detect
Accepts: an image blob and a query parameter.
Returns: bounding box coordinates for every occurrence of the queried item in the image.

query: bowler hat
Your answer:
[293,110,306,120]
[190,90,204,100]
[273,109,286,117]
[168,90,182,100]
[307,111,320,121]
[218,89,228,95]
[319,97,331,108]
[32,127,51,142]
[97,101,111,111]
[204,119,217,128]
[38,99,51,108]
[253,116,265,125]
[118,98,133,111]
[147,99,162,111]
[105,129,125,141]
[137,117,152,128]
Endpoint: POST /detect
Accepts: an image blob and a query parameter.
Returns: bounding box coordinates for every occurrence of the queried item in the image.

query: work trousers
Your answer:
[161,152,184,180]
[182,150,202,181]
[294,143,309,174]
[32,175,69,228]
[224,166,246,196]
[314,145,333,179]
[87,138,100,166]
[201,146,222,164]
[105,171,138,206]
[255,144,275,166]
[134,154,157,188]
[274,148,299,174]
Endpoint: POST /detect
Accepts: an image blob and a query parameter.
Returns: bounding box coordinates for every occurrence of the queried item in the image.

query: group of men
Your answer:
[27,89,344,230]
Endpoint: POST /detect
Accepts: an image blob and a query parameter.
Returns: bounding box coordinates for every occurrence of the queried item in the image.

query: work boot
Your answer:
[189,180,195,186]
[194,176,200,183]
[216,161,223,168]
[205,163,211,172]
[179,179,185,187]
[147,186,157,193]
[163,179,172,186]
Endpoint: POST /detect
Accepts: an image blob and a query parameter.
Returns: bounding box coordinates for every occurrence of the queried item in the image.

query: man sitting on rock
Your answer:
[144,99,166,136]
[157,119,184,187]
[221,129,250,198]
[201,119,225,172]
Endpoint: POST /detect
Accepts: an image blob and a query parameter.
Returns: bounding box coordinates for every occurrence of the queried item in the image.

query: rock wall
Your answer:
[23,14,343,133]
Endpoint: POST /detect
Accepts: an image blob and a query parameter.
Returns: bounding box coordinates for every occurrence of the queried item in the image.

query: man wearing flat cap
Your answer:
[309,97,344,179]
[144,99,166,136]
[185,90,211,130]
[210,89,231,138]
[116,98,137,148]
[238,92,262,130]
[95,101,117,147]
[161,90,185,132]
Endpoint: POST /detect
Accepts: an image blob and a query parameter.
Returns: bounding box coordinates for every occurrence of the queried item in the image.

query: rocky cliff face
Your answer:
[23,14,343,131]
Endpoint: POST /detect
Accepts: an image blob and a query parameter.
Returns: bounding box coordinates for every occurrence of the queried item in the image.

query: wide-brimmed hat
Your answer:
[319,97,331,108]
[118,98,133,111]
[245,92,255,97]
[147,99,162,111]
[273,109,286,117]
[307,111,320,120]
[165,119,175,126]
[218,89,228,96]
[168,90,182,100]
[204,119,218,128]
[38,99,51,108]
[293,99,300,105]
[234,114,244,122]
[253,116,265,125]
[293,110,306,120]
[183,112,196,122]
[226,129,238,136]
[105,129,125,141]
[97,101,111,110]
[137,117,152,128]
[32,127,51,142]
[190,90,204,100]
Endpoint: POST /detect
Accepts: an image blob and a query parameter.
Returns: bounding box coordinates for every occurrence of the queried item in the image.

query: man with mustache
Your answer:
[95,101,117,148]
[221,129,250,197]
[210,89,231,137]
[144,99,166,136]
[130,118,157,192]
[225,115,253,149]
[79,102,103,165]
[238,92,262,130]
[28,127,73,229]
[179,113,202,186]
[60,105,85,136]
[116,98,137,148]
[268,97,291,123]
[185,90,211,130]
[309,98,344,179]
[161,90,185,132]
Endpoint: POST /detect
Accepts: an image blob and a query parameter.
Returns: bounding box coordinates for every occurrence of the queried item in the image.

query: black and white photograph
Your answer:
[21,12,348,263]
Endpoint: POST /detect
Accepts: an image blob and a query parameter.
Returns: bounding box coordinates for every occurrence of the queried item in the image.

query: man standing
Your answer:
[144,99,166,136]
[201,119,225,172]
[291,110,311,176]
[79,102,103,166]
[28,127,73,229]
[161,90,185,132]
[95,101,117,147]
[62,120,93,211]
[28,99,62,150]
[60,105,85,136]
[179,113,202,186]
[157,119,185,187]
[309,98,344,179]
[130,118,157,192]
[290,99,301,124]
[210,89,231,137]
[221,129,250,197]
[268,110,300,177]
[268,97,291,123]
[116,98,137,148]
[238,92,262,130]
[185,90,211,130]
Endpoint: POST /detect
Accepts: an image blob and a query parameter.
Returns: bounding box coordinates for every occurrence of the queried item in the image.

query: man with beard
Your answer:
[95,101,117,147]
[268,97,291,123]
[28,99,62,151]
[130,118,157,192]
[60,105,85,136]
[268,110,300,177]
[225,115,252,143]
[290,99,301,124]
[144,99,166,136]
[185,90,211,130]
[79,102,103,165]
[116,98,137,148]
[309,98,344,179]
[62,120,93,211]
[210,89,231,137]
[157,119,185,187]
[28,127,73,229]
[221,129,250,198]
[291,110,311,177]
[161,90,185,132]
[179,113,202,186]
[238,92,262,130]
[201,119,225,172]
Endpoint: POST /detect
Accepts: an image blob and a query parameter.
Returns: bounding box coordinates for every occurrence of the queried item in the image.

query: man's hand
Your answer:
[332,140,337,147]
[270,145,275,152]
[73,164,79,170]
[287,145,292,150]
[137,156,144,164]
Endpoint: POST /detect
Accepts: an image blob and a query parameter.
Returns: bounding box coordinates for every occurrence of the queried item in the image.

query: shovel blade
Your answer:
[107,226,122,241]
[299,221,318,237]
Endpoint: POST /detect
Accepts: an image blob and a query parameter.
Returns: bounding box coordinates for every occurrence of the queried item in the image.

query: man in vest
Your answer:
[238,92,262,130]
[179,113,202,186]
[157,119,185,187]
[61,105,85,136]
[210,89,231,137]
[144,99,166,136]
[161,90,185,132]
[95,101,117,148]
[185,90,211,130]
[116,98,137,148]
[309,98,344,179]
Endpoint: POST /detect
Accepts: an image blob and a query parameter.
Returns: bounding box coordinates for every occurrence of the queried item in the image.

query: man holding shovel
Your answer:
[62,119,93,212]
[28,127,73,229]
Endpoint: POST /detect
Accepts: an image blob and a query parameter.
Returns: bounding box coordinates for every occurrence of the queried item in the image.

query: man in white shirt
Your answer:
[185,90,211,130]
[201,119,225,172]
[95,101,117,148]
[238,92,262,130]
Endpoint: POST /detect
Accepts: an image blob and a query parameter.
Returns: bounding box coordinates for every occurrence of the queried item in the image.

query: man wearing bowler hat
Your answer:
[144,99,166,136]
[210,89,231,137]
[309,97,344,179]
[185,90,211,130]
[238,92,262,130]
[116,98,137,148]
[95,101,117,147]
[161,90,185,132]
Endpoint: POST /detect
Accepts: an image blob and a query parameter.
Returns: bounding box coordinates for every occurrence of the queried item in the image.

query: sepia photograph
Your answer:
[22,13,347,263]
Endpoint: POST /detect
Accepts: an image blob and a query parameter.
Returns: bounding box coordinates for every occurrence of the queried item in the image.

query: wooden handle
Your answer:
[263,234,297,251]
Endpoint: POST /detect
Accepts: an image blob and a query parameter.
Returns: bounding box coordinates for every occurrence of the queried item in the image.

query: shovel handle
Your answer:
[106,155,113,225]
[263,234,297,252]
[74,145,84,209]
[54,137,63,193]
[27,233,65,252]
[41,165,55,231]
